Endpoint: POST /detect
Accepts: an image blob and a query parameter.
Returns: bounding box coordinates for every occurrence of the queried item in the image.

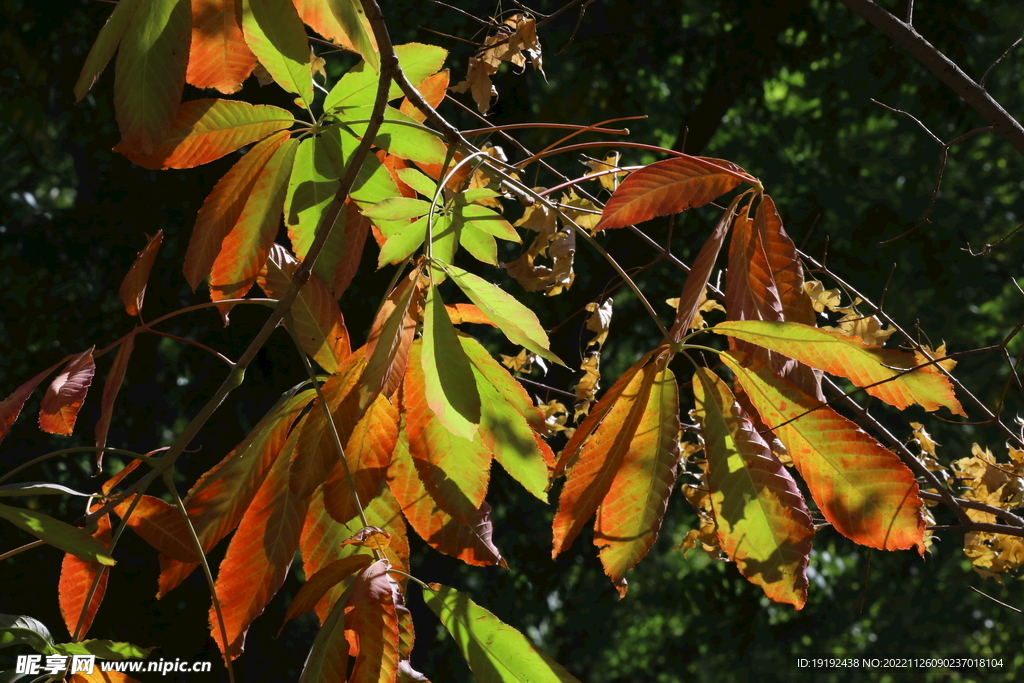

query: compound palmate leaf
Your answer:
[425,584,581,683]
[712,320,964,415]
[692,367,813,609]
[723,352,925,552]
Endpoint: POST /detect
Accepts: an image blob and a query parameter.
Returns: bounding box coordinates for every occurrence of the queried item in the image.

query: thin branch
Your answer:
[970,585,1023,613]
[838,0,1024,158]
[424,0,495,28]
[981,33,1024,88]
[963,220,1024,256]
[0,540,44,563]
[516,376,576,399]
[918,491,1024,527]
[145,329,234,366]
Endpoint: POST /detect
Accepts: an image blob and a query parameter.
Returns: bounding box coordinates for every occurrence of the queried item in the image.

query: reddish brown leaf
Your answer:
[210,429,309,659]
[113,494,201,563]
[400,70,449,123]
[594,356,680,584]
[324,394,398,524]
[258,243,350,372]
[59,512,112,639]
[0,363,60,447]
[444,303,496,327]
[332,200,372,298]
[115,99,293,170]
[669,195,742,340]
[301,486,410,623]
[723,352,926,552]
[119,230,163,316]
[39,348,96,436]
[186,0,257,94]
[281,554,373,631]
[594,156,752,231]
[344,560,401,683]
[184,130,291,291]
[552,352,664,558]
[293,352,369,501]
[361,271,420,406]
[403,341,491,524]
[158,388,315,596]
[209,137,299,318]
[94,333,136,463]
[388,426,504,567]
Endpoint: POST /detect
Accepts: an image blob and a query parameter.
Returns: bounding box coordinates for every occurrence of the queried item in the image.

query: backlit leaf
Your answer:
[445,265,563,366]
[115,99,292,169]
[361,272,420,407]
[74,0,143,102]
[297,592,348,683]
[722,352,925,551]
[424,584,581,683]
[344,560,401,683]
[421,284,481,441]
[114,0,191,155]
[241,0,312,108]
[388,421,505,567]
[258,243,350,372]
[341,106,448,165]
[711,320,964,415]
[594,156,752,231]
[552,353,663,558]
[184,130,290,291]
[0,503,115,566]
[400,70,449,123]
[119,230,163,316]
[692,367,813,609]
[280,554,373,629]
[112,494,201,563]
[404,341,491,524]
[324,43,445,112]
[39,348,96,436]
[292,0,377,57]
[208,136,299,317]
[186,0,257,94]
[0,364,60,447]
[59,513,112,639]
[323,0,378,72]
[69,672,143,683]
[594,356,680,586]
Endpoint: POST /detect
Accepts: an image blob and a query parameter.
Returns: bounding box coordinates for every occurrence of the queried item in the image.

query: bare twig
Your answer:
[963,220,1024,256]
[981,33,1024,88]
[970,585,1023,613]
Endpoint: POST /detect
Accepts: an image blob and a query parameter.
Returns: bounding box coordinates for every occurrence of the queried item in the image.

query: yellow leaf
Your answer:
[803,280,841,314]
[573,352,601,420]
[914,342,957,372]
[584,298,613,350]
[583,151,627,191]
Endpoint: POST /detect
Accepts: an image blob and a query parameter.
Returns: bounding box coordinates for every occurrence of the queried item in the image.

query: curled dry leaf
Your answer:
[584,298,613,350]
[803,280,841,314]
[573,352,601,421]
[451,13,545,114]
[584,152,627,192]
[340,526,393,552]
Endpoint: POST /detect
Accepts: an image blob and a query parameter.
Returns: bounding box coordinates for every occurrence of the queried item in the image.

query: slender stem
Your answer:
[145,329,234,366]
[0,447,156,486]
[0,539,44,562]
[462,119,639,137]
[387,568,433,591]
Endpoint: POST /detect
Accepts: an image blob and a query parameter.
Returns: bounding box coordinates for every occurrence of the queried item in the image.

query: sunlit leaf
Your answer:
[424,584,581,683]
[692,367,813,609]
[39,348,96,436]
[119,230,163,316]
[59,513,112,639]
[344,560,401,683]
[112,494,201,563]
[420,283,481,441]
[0,364,60,447]
[241,0,312,108]
[74,0,143,102]
[280,554,373,630]
[186,0,257,94]
[297,592,347,683]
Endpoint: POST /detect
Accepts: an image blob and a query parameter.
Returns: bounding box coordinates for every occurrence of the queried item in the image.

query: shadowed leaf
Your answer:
[39,348,96,436]
[119,230,163,316]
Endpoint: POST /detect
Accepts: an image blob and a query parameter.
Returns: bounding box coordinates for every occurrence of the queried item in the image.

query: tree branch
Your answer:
[838,0,1024,159]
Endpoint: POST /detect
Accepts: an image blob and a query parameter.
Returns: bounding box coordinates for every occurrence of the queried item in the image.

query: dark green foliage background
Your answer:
[2,1,1024,681]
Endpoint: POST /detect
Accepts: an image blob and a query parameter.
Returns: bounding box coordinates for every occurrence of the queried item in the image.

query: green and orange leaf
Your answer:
[692,367,813,609]
[420,283,481,441]
[280,554,373,630]
[723,352,925,552]
[186,0,257,94]
[712,320,964,415]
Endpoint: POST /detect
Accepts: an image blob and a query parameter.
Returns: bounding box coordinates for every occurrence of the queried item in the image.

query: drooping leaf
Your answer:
[331,201,372,297]
[74,0,143,101]
[0,364,60,447]
[94,332,133,457]
[424,584,581,683]
[59,513,112,639]
[183,130,291,291]
[280,554,373,630]
[552,353,664,558]
[669,195,742,340]
[711,320,964,415]
[594,357,680,587]
[404,341,491,525]
[159,387,315,596]
[112,494,201,563]
[296,589,348,683]
[0,483,93,498]
[119,231,163,316]
[284,134,346,285]
[113,0,192,155]
[39,348,96,436]
[300,486,409,623]
[0,613,55,653]
[258,243,350,372]
[333,127,403,210]
[115,99,292,169]
[241,0,312,108]
[722,352,926,551]
[323,394,398,524]
[388,425,504,567]
[186,0,257,94]
[292,0,377,57]
[323,0,379,72]
[0,504,115,566]
[208,136,299,317]
[210,427,309,659]
[445,265,563,366]
[420,283,481,441]
[692,367,813,609]
[460,336,552,502]
[594,156,752,231]
[361,272,420,407]
[344,560,401,683]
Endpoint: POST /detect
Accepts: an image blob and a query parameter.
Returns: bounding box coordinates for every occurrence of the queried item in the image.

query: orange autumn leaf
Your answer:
[119,230,163,317]
[186,0,257,94]
[39,347,96,436]
[344,560,401,683]
[59,512,113,639]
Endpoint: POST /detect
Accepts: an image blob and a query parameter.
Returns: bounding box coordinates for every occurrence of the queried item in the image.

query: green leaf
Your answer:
[421,284,481,440]
[73,0,143,101]
[52,639,155,660]
[0,503,115,566]
[378,216,428,266]
[362,198,433,221]
[453,203,520,242]
[298,592,348,683]
[324,0,378,72]
[284,135,347,286]
[424,585,581,683]
[341,105,448,164]
[331,127,402,209]
[458,224,498,265]
[396,167,438,198]
[242,0,313,108]
[324,43,447,111]
[444,265,564,365]
[0,614,54,654]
